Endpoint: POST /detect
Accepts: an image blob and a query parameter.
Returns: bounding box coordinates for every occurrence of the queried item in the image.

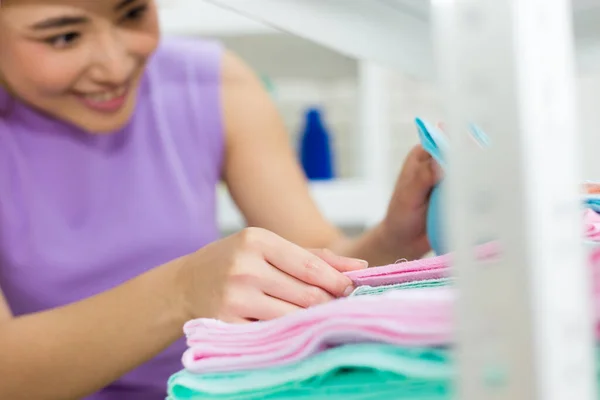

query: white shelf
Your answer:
[217,179,387,232]
[201,0,435,80]
[160,0,600,77]
[437,1,596,399]
[157,0,275,37]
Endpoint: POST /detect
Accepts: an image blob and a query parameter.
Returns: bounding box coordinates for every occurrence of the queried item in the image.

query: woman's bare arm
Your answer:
[0,257,190,400]
[221,51,423,265]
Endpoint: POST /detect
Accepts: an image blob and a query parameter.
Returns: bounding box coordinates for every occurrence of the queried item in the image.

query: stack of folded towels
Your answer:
[584,183,600,215]
[586,208,600,243]
[166,116,600,398]
[166,241,600,400]
[172,290,454,400]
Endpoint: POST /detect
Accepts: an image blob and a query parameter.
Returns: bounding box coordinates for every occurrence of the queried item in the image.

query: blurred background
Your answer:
[155,0,600,236]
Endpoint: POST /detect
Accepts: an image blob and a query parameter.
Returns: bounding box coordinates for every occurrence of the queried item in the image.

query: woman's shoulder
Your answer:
[145,37,224,85]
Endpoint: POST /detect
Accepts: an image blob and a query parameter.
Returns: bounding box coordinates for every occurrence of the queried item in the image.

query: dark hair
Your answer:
[0,79,15,117]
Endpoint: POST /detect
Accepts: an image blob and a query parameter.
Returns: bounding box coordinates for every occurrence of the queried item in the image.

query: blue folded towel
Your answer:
[415,118,448,255]
[584,196,600,213]
[415,118,490,255]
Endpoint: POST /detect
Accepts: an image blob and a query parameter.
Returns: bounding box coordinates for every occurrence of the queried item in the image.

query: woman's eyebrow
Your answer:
[27,0,139,31]
[29,16,89,30]
[115,0,138,11]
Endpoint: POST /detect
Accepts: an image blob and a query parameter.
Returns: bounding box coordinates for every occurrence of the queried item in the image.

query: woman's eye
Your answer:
[124,5,148,21]
[46,32,80,48]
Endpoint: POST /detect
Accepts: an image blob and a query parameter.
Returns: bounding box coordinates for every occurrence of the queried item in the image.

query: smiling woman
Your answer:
[0,0,439,399]
[0,0,159,132]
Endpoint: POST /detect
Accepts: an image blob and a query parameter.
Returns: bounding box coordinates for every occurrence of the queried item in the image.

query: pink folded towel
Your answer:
[344,242,499,287]
[346,211,599,289]
[585,209,600,241]
[182,289,453,373]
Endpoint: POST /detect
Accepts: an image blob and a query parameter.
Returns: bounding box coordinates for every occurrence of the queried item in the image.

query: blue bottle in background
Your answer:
[299,107,335,180]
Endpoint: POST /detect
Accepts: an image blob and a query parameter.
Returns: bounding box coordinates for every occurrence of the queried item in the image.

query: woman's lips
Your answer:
[74,86,129,113]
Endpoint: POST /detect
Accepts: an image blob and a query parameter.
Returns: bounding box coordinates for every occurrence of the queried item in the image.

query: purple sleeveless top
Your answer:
[0,38,224,399]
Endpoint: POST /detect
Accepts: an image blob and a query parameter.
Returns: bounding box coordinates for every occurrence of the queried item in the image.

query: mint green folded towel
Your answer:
[167,344,453,400]
[168,343,600,400]
[350,278,452,297]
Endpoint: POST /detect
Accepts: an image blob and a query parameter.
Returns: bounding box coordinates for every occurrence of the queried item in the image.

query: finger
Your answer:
[223,282,301,321]
[262,234,354,298]
[219,315,253,324]
[309,248,368,272]
[245,293,303,321]
[408,158,437,203]
[259,264,334,308]
[419,157,440,186]
[412,144,433,162]
[430,158,444,182]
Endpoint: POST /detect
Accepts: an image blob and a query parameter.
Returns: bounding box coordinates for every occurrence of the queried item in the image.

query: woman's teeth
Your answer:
[84,87,126,102]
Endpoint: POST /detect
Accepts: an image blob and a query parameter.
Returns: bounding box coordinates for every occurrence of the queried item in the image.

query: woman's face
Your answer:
[0,0,160,133]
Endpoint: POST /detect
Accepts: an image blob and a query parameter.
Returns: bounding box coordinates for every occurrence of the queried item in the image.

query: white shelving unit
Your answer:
[434,1,596,400]
[159,0,600,399]
[157,0,275,36]
[159,0,600,74]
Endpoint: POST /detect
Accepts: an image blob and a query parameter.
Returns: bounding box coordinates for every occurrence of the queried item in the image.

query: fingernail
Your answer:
[345,257,368,268]
[343,285,355,297]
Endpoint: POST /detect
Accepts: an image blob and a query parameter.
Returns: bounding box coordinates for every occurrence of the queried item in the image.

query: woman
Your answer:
[0,1,438,399]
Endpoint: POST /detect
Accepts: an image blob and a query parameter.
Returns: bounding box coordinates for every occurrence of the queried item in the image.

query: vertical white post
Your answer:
[433,1,596,400]
[357,61,392,227]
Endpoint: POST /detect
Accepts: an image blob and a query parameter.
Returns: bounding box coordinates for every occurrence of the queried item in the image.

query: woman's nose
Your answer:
[88,33,136,86]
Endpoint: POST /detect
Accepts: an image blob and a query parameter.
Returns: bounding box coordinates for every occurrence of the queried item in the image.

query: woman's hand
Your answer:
[379,145,441,260]
[178,227,368,323]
